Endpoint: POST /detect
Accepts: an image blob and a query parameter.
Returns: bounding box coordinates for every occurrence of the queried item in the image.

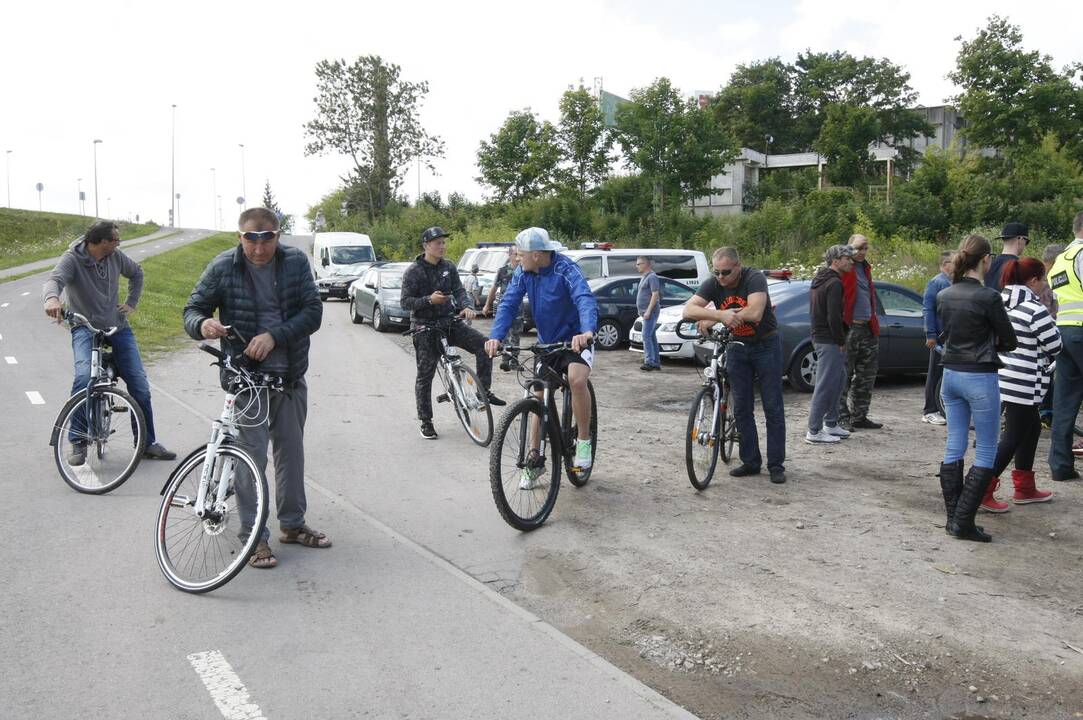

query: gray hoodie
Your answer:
[42,238,143,331]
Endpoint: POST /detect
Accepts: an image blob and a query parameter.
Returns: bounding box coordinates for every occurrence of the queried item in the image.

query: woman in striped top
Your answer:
[982,257,1062,512]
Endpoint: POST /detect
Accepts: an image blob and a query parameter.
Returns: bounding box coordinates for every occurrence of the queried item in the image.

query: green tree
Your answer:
[556,86,613,199]
[614,77,737,212]
[792,51,930,170]
[476,110,560,202]
[260,180,292,233]
[713,58,798,153]
[303,55,444,219]
[949,16,1082,158]
[815,103,880,187]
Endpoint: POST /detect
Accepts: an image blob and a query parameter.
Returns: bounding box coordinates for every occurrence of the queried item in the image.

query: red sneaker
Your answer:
[1011,469,1053,504]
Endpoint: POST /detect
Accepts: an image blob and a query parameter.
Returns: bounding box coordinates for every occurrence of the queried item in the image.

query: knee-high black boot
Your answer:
[948,466,994,542]
[938,460,964,530]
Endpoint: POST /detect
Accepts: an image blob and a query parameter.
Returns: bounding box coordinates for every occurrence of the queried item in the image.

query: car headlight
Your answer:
[658,323,678,332]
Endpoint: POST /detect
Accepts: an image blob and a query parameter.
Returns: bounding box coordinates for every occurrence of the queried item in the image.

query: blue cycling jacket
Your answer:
[491,253,598,344]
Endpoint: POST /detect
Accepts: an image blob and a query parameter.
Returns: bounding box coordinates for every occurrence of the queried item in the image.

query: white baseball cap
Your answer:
[515,227,563,252]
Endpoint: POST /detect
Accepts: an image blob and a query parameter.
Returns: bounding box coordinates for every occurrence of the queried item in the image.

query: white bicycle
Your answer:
[154,335,281,593]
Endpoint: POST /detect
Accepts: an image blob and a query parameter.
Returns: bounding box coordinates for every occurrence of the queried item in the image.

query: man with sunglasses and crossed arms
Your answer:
[44,220,176,464]
[184,208,328,570]
[683,247,787,484]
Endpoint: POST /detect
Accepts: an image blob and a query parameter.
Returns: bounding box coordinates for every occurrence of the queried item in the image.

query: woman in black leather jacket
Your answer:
[935,234,1017,542]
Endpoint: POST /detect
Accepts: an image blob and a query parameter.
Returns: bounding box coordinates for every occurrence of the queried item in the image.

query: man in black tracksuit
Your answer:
[805,244,855,444]
[400,227,505,439]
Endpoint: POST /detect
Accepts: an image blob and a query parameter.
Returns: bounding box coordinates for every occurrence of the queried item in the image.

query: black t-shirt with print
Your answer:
[694,267,777,341]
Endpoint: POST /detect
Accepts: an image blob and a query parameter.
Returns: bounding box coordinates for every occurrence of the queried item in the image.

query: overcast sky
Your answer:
[2,0,1078,232]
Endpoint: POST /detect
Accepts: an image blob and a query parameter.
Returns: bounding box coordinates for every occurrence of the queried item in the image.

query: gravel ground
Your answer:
[394,317,1083,720]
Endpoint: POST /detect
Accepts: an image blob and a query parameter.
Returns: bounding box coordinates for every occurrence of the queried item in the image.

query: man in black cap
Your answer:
[400,226,505,439]
[986,222,1029,291]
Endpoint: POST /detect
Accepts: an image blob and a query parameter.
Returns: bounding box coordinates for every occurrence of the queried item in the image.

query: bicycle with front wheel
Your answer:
[678,322,742,490]
[489,342,597,531]
[50,310,147,494]
[154,338,281,593]
[407,319,493,446]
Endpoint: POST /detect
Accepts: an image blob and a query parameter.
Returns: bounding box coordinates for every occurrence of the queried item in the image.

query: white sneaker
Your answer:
[805,429,841,444]
[922,412,947,426]
[824,424,851,439]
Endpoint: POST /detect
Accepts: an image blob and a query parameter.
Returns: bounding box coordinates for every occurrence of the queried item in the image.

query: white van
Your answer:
[563,245,711,289]
[312,232,376,280]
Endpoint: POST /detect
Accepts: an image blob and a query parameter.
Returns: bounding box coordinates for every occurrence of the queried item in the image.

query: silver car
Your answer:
[348,262,411,332]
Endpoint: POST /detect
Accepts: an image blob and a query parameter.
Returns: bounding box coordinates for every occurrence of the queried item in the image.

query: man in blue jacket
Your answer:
[485,228,598,477]
[921,251,953,425]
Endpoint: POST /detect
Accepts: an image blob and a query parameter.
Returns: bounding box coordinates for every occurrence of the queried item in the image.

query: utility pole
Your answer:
[93,139,103,218]
[210,167,217,230]
[170,104,177,226]
[238,143,247,209]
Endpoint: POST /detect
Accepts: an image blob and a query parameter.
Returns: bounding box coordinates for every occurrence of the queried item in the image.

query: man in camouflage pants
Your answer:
[838,234,883,430]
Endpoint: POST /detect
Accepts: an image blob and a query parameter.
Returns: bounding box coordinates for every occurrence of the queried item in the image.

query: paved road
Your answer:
[0,234,698,719]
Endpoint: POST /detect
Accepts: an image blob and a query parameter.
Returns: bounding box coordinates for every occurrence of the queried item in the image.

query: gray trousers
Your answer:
[807,343,846,433]
[235,380,309,542]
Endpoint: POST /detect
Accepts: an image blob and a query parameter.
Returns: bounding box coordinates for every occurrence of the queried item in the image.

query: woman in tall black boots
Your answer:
[936,235,1017,542]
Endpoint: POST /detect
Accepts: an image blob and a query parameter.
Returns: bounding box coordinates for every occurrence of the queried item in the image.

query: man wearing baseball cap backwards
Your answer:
[485,228,598,480]
[400,226,505,440]
[985,221,1029,291]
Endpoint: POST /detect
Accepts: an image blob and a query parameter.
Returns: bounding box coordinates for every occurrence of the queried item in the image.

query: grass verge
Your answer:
[0,208,158,271]
[122,232,237,356]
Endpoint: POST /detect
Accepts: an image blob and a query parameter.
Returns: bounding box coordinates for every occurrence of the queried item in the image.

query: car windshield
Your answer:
[381,272,403,290]
[478,251,510,273]
[330,246,375,264]
[334,263,368,276]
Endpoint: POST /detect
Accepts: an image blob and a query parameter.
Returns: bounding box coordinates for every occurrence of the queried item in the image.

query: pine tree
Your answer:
[261,180,292,232]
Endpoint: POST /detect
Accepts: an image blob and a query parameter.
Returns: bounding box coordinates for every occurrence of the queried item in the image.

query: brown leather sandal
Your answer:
[248,540,278,569]
[279,524,332,548]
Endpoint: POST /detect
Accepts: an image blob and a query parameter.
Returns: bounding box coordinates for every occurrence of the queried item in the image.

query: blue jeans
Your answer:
[1049,326,1083,478]
[940,369,999,468]
[641,311,660,367]
[725,333,786,471]
[71,326,158,445]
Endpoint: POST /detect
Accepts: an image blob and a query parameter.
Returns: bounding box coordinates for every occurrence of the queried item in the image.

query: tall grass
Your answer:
[0,208,158,270]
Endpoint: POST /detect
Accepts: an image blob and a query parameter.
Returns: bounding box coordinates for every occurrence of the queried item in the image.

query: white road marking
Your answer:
[5,356,16,364]
[20,291,29,296]
[1,302,9,308]
[154,244,162,249]
[25,391,44,405]
[187,650,267,720]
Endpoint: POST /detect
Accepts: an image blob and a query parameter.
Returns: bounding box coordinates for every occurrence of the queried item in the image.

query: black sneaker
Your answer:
[851,418,883,430]
[487,392,506,407]
[769,467,786,484]
[639,363,653,371]
[729,464,761,477]
[68,443,87,467]
[420,421,438,440]
[143,442,177,460]
[499,359,511,372]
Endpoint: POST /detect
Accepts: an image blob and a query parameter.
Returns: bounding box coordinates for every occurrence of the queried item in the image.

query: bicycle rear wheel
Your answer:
[686,384,720,490]
[490,398,561,531]
[563,380,597,487]
[719,382,737,463]
[451,364,493,446]
[155,445,268,594]
[51,386,146,495]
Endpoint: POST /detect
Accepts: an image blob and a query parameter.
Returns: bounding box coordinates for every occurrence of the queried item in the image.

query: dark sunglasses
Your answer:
[713,268,735,278]
[241,230,278,242]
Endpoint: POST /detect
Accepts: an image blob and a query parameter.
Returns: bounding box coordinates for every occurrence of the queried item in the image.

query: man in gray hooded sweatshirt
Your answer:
[805,244,855,444]
[43,221,175,463]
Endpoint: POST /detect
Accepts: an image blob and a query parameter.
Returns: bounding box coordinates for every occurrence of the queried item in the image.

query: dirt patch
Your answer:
[396,320,1083,719]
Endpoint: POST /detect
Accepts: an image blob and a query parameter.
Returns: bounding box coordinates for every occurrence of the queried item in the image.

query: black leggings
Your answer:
[992,402,1041,477]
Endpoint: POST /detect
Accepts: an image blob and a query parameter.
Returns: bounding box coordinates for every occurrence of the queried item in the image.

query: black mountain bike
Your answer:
[50,311,147,494]
[489,343,597,531]
[678,323,742,490]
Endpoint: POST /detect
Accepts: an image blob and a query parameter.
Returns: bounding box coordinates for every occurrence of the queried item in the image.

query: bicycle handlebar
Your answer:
[63,310,119,338]
[674,321,727,341]
[199,343,284,391]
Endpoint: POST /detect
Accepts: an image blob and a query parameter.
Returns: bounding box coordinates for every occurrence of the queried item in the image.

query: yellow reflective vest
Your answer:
[1049,241,1083,326]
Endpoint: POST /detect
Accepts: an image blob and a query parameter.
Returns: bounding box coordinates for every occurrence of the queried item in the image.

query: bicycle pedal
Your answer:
[436,393,450,403]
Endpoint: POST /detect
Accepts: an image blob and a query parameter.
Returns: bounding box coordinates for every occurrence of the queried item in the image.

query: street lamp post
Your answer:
[92,139,103,217]
[5,150,12,208]
[238,143,246,209]
[77,178,83,215]
[210,167,217,230]
[175,193,181,227]
[171,104,177,226]
[107,197,112,218]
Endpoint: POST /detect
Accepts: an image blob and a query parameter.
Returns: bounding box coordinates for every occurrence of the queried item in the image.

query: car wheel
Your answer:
[373,305,387,332]
[595,320,621,351]
[788,344,817,393]
[349,297,363,324]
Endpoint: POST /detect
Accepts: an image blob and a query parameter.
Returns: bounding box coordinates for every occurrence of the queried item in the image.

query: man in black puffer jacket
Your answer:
[805,244,855,445]
[183,208,328,570]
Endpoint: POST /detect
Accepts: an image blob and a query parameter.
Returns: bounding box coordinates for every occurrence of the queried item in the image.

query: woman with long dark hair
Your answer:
[979,257,1061,512]
[935,235,1017,542]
